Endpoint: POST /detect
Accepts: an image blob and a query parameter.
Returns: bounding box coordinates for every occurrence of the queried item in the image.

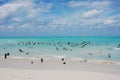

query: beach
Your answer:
[0,57,120,80]
[0,36,120,80]
[0,0,120,79]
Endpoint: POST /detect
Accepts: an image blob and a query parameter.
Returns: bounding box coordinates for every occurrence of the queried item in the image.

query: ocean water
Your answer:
[0,36,120,62]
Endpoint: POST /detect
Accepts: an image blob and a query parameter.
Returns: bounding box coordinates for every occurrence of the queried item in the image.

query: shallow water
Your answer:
[0,36,120,61]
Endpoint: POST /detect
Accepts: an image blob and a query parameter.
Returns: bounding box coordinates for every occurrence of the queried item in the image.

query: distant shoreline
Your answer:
[0,36,120,38]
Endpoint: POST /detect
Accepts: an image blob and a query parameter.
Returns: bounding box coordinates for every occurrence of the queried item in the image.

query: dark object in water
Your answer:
[19,49,24,52]
[80,42,91,48]
[62,58,64,61]
[68,42,79,47]
[88,53,93,55]
[63,47,67,51]
[32,42,36,45]
[58,42,63,47]
[6,53,10,57]
[81,43,87,48]
[37,42,40,45]
[26,52,29,55]
[41,58,43,62]
[67,42,70,45]
[108,54,111,58]
[6,53,10,56]
[117,44,120,48]
[31,61,33,64]
[81,42,87,45]
[56,47,59,51]
[28,41,31,45]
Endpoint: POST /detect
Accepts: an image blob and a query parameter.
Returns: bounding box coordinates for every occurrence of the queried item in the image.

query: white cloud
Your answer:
[67,0,111,9]
[0,0,32,19]
[0,0,53,19]
[103,15,120,26]
[82,9,103,18]
[92,1,111,7]
[0,3,22,18]
[104,19,116,25]
[67,1,89,7]
[7,25,14,29]
[0,0,53,32]
[50,14,120,30]
[0,0,119,33]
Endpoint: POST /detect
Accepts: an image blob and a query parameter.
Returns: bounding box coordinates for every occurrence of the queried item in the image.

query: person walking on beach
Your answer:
[4,54,7,59]
[41,58,43,63]
[62,58,64,61]
[4,53,10,59]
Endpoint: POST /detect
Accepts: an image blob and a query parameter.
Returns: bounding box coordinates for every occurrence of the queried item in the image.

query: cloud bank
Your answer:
[0,0,120,36]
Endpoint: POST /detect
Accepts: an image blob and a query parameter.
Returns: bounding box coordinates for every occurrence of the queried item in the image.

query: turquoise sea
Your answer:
[0,36,120,61]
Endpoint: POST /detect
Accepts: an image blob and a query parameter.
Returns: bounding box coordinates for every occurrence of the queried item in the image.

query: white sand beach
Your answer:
[0,57,120,80]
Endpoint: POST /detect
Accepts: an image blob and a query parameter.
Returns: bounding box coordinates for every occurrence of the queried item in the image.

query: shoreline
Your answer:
[0,57,120,80]
[1,56,120,65]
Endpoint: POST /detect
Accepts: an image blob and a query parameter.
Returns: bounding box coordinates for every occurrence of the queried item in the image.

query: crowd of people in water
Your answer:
[17,41,120,49]
[18,41,91,47]
[17,41,92,51]
[1,41,120,64]
[17,41,92,64]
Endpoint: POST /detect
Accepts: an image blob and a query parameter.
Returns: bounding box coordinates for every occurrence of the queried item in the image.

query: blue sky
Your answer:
[0,0,120,36]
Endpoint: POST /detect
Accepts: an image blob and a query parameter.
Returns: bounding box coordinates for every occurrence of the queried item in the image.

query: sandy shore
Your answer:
[0,57,120,80]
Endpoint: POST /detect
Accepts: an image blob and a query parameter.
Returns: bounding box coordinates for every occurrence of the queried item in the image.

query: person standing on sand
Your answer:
[41,58,43,62]
[4,53,10,59]
[62,58,64,61]
[4,54,7,59]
